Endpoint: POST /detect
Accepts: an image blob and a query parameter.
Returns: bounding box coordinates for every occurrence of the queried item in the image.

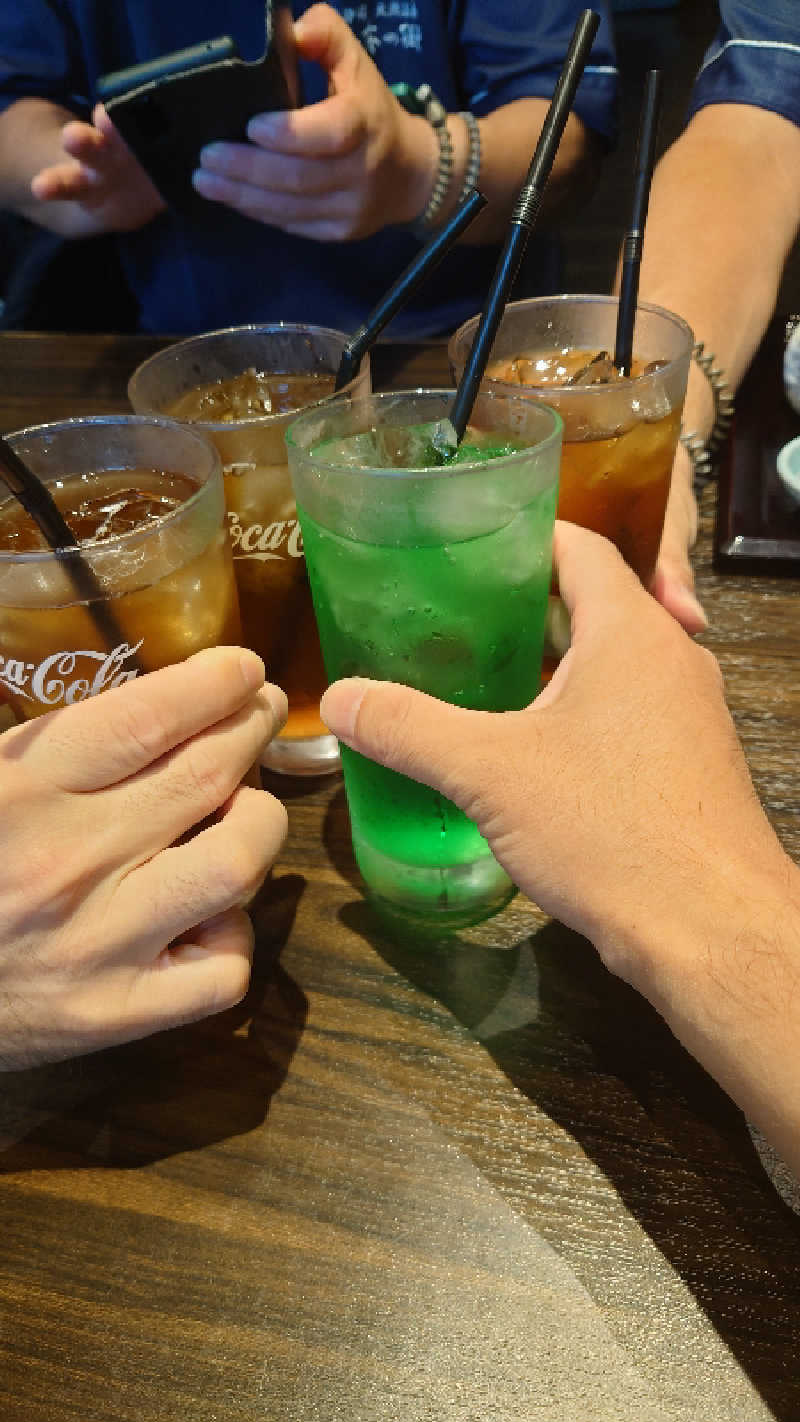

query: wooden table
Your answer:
[0,332,799,1422]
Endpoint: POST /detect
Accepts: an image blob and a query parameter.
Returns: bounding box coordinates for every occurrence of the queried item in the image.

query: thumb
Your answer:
[320,678,503,808]
[90,102,130,156]
[651,559,708,634]
[294,3,361,76]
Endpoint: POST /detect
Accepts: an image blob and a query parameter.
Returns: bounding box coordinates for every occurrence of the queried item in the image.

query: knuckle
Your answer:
[19,842,106,932]
[282,162,308,195]
[208,955,252,1015]
[107,688,172,767]
[214,827,276,904]
[183,742,238,814]
[695,643,725,690]
[240,149,267,187]
[330,113,362,153]
[239,190,271,224]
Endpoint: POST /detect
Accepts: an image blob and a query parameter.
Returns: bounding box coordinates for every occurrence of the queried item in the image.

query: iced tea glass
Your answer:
[286,389,562,930]
[0,416,239,721]
[448,293,692,581]
[128,323,371,776]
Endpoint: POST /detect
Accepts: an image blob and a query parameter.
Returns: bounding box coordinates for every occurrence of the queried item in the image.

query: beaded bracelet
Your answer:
[456,111,481,206]
[679,340,736,490]
[408,85,453,237]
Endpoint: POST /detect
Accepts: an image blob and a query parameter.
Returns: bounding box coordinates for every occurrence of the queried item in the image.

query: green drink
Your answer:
[286,390,562,929]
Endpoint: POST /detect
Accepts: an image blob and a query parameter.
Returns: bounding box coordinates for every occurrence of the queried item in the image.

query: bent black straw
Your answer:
[613,69,662,376]
[334,186,488,392]
[447,9,601,444]
[0,433,143,668]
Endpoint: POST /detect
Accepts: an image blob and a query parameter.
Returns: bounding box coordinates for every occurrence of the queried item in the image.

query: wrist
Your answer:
[395,110,440,226]
[610,849,800,1160]
[392,85,475,235]
[680,362,716,444]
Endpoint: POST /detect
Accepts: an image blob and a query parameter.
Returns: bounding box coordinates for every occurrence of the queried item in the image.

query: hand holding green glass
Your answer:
[286,389,562,930]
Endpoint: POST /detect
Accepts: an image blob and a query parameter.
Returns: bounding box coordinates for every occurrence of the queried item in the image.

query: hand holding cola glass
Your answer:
[0,647,288,1069]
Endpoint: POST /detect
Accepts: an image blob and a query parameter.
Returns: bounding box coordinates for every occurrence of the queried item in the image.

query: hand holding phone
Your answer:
[96,2,300,211]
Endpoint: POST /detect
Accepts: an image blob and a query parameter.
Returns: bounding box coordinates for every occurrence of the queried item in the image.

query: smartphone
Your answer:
[96,2,300,211]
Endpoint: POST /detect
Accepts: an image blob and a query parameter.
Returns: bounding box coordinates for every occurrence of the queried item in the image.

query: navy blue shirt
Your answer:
[689,0,800,129]
[0,1,617,336]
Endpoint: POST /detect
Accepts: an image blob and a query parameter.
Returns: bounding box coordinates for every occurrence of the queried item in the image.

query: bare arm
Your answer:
[633,104,800,632]
[0,97,93,234]
[639,103,800,437]
[438,101,598,242]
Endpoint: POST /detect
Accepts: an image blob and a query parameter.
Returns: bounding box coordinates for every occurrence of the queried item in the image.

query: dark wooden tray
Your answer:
[714,317,800,573]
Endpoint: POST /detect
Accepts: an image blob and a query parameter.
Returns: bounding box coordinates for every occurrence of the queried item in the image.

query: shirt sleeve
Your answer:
[688,0,800,130]
[451,0,618,145]
[0,2,90,119]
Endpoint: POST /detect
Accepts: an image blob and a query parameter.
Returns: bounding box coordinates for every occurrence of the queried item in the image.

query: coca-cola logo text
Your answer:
[0,642,143,706]
[228,513,304,561]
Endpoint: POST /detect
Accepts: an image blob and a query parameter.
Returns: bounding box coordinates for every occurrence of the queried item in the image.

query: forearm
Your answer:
[635,105,800,438]
[622,848,800,1178]
[0,97,105,237]
[436,100,597,244]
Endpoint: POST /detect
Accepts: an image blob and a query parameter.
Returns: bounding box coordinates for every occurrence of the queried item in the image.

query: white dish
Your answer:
[776,434,800,501]
[785,322,800,415]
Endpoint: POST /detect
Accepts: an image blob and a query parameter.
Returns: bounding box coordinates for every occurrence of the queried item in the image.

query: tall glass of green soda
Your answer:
[286,389,562,930]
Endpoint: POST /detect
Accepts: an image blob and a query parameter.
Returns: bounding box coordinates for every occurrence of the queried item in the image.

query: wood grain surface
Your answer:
[0,332,798,1422]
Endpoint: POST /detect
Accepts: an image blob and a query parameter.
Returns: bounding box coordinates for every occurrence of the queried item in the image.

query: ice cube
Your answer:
[413,631,474,675]
[429,418,458,461]
[315,431,382,467]
[508,356,540,384]
[567,351,618,386]
[633,378,672,424]
[368,420,451,469]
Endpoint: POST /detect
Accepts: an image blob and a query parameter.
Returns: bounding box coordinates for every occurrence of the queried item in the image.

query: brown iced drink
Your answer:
[129,324,372,774]
[0,469,240,721]
[167,368,336,421]
[165,370,337,744]
[486,347,681,583]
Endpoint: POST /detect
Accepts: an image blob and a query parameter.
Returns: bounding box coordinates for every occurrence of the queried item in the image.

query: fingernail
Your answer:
[264,685,289,731]
[319,678,370,742]
[199,143,224,164]
[239,651,266,691]
[247,113,281,142]
[676,586,709,632]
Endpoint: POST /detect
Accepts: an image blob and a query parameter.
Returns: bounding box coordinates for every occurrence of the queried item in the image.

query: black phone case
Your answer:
[96,2,299,212]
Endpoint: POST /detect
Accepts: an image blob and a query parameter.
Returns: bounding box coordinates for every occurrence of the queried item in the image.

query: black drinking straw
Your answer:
[613,69,662,376]
[446,8,601,445]
[0,432,144,667]
[334,186,488,392]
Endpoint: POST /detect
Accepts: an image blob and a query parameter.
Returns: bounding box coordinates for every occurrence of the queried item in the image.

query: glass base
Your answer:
[354,836,517,932]
[260,732,341,777]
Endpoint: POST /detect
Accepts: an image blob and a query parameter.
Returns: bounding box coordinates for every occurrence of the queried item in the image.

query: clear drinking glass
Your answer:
[286,388,562,930]
[449,294,692,581]
[129,323,371,776]
[0,415,239,721]
[449,295,693,674]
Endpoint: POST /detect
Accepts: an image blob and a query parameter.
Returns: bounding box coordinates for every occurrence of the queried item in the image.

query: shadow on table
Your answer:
[342,900,800,1422]
[322,783,362,890]
[0,871,309,1173]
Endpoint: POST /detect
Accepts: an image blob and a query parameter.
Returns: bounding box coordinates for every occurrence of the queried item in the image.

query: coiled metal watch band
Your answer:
[679,341,736,490]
